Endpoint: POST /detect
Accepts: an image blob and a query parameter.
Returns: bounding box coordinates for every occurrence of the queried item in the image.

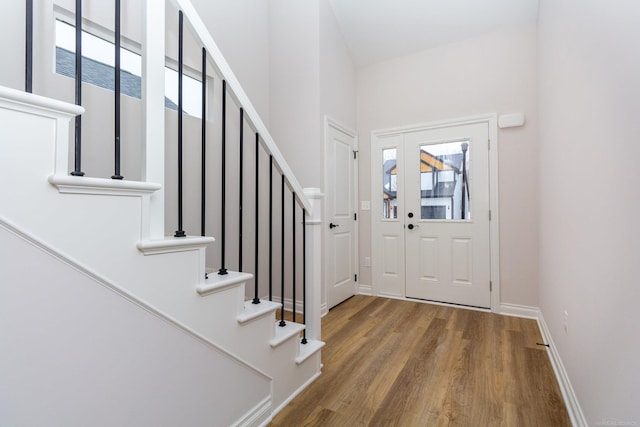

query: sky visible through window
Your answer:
[55,20,202,118]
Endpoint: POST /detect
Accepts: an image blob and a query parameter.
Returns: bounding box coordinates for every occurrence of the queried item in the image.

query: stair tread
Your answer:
[295,340,325,365]
[196,270,253,296]
[50,174,161,196]
[237,300,280,324]
[270,321,306,348]
[138,235,215,255]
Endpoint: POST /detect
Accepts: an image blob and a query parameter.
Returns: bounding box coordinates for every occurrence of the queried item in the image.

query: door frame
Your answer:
[324,116,359,316]
[370,114,500,312]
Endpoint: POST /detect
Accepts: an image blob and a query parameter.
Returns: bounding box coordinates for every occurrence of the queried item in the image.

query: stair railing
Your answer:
[170,1,310,209]
[20,0,322,343]
[167,0,319,340]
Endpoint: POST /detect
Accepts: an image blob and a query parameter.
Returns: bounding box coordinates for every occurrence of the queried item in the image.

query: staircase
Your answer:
[0,1,324,425]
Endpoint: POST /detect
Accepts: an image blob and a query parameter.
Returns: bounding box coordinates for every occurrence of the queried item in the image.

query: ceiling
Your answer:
[328,0,539,67]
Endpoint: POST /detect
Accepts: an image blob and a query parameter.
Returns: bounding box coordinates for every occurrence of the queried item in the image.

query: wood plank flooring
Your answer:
[270,296,570,427]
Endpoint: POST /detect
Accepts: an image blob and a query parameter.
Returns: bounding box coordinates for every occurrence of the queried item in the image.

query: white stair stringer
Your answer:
[0,87,324,421]
[0,218,272,427]
[195,271,324,413]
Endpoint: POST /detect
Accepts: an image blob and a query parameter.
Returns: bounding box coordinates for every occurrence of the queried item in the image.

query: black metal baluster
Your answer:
[218,79,228,274]
[301,208,307,344]
[112,0,123,180]
[174,11,185,238]
[253,132,260,304]
[201,48,207,237]
[279,174,286,327]
[238,108,244,271]
[292,192,296,323]
[25,0,33,93]
[71,0,84,176]
[268,155,273,301]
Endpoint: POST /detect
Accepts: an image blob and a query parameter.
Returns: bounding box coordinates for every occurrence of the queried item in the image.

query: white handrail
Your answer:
[170,0,312,214]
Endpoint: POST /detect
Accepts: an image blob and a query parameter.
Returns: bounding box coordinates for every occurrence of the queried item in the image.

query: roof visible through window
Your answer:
[54,19,202,118]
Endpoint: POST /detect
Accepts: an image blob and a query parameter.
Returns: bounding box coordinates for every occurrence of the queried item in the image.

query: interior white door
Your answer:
[404,123,491,308]
[372,122,491,308]
[326,123,357,309]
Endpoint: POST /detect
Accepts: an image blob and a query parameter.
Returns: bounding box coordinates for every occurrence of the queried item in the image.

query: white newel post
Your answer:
[303,188,323,341]
[141,0,165,240]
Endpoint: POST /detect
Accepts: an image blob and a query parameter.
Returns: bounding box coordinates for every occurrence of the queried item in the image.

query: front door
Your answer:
[373,121,491,308]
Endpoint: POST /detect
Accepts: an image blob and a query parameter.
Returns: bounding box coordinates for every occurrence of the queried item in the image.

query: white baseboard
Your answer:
[499,302,540,319]
[262,370,322,426]
[357,284,372,295]
[260,294,328,321]
[259,296,303,315]
[536,312,588,427]
[235,396,271,427]
[282,297,303,316]
[500,302,586,425]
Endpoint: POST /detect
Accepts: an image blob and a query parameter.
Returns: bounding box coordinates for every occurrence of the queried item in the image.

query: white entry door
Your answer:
[373,121,491,309]
[326,121,357,309]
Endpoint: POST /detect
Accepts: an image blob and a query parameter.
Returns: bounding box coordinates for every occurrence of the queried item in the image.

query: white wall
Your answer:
[0,2,26,91]
[319,0,356,132]
[357,25,539,307]
[190,0,271,123]
[192,0,357,191]
[538,0,640,424]
[268,0,322,189]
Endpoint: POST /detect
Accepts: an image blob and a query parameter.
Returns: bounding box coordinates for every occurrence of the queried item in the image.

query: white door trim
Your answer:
[324,116,358,315]
[370,113,500,312]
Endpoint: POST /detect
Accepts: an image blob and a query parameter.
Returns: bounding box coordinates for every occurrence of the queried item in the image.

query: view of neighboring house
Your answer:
[384,144,469,220]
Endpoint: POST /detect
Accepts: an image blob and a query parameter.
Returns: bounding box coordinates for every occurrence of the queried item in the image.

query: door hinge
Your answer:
[353,150,358,159]
[354,274,358,282]
[490,281,493,292]
[354,212,357,221]
[488,139,491,150]
[489,210,492,221]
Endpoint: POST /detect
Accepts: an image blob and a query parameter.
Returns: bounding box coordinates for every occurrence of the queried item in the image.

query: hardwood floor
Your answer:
[270,296,570,427]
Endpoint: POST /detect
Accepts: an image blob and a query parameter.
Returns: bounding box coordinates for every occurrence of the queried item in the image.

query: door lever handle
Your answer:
[329,222,339,229]
[407,224,419,230]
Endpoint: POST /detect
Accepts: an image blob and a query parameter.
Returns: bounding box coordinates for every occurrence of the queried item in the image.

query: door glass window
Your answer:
[382,148,398,219]
[419,141,470,220]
